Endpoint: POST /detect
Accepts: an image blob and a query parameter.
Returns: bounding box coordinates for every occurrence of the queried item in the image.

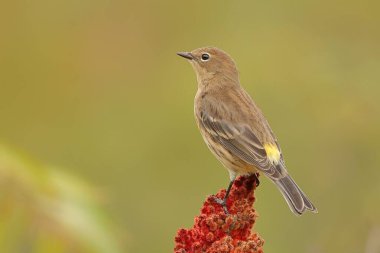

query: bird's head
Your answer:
[177,47,239,84]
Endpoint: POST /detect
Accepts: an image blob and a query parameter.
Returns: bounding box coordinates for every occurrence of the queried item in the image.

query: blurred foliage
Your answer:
[0,0,380,252]
[0,145,124,253]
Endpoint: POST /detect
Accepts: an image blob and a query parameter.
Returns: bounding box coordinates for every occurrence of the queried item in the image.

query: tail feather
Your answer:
[274,174,317,215]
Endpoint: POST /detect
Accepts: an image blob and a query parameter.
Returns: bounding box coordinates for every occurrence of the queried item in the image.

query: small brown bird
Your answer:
[177,47,317,215]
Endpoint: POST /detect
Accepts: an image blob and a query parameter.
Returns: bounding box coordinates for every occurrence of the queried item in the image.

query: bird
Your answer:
[177,47,317,215]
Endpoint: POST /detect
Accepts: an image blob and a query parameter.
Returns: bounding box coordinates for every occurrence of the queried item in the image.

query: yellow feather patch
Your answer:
[264,143,281,165]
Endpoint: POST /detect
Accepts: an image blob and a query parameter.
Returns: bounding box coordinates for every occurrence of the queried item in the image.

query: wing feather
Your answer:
[199,110,286,179]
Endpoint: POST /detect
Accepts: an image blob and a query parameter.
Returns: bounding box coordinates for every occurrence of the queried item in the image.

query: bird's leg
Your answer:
[213,179,235,214]
[224,179,234,203]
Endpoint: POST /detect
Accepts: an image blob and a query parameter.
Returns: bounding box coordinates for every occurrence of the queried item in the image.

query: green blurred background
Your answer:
[1,0,380,252]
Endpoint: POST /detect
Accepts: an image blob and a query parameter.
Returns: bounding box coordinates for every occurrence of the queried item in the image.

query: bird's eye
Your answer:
[201,53,210,61]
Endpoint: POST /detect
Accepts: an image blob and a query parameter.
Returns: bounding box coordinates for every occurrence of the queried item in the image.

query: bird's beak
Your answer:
[177,52,194,60]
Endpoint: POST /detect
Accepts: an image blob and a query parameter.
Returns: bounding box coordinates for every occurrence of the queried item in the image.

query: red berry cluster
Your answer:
[174,174,264,253]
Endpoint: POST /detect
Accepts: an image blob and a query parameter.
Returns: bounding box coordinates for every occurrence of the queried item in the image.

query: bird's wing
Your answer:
[199,109,287,179]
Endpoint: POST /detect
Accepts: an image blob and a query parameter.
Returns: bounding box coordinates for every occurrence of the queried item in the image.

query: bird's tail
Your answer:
[274,174,318,215]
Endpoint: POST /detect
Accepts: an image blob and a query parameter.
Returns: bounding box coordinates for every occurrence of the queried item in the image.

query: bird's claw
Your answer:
[212,196,229,214]
[254,174,260,187]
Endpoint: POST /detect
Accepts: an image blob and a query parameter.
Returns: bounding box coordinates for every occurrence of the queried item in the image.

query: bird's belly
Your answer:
[201,132,257,176]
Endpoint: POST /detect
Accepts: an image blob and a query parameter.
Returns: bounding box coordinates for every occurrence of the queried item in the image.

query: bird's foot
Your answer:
[212,196,229,215]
